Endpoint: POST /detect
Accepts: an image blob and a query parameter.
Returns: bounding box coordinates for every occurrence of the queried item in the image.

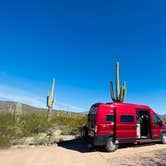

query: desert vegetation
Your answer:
[0,111,87,149]
[163,118,166,123]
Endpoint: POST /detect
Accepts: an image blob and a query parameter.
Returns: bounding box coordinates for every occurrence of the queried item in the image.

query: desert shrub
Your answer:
[0,112,15,136]
[0,111,87,148]
[61,126,73,135]
[0,136,11,149]
[50,115,87,135]
[33,133,49,145]
[0,112,51,147]
[20,114,52,136]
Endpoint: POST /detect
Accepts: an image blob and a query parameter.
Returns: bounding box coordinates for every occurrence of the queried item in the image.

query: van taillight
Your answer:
[95,125,98,133]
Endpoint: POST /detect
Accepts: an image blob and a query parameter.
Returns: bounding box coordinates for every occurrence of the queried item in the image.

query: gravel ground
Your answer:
[0,139,165,166]
[108,149,166,166]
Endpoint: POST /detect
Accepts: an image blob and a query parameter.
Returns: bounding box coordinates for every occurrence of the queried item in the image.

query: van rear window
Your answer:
[120,115,134,123]
[106,115,114,122]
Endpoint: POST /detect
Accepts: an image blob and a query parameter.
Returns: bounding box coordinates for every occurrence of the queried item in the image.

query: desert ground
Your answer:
[0,139,166,166]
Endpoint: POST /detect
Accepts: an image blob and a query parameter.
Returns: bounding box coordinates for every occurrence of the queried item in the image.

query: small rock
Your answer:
[52,130,62,136]
[39,133,47,137]
[60,135,76,141]
[24,137,35,145]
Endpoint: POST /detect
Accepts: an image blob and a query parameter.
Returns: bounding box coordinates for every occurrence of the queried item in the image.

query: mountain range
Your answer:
[0,101,165,118]
[0,101,85,117]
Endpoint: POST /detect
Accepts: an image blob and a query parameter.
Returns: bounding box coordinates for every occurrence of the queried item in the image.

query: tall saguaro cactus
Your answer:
[47,79,55,121]
[116,62,120,101]
[110,62,127,102]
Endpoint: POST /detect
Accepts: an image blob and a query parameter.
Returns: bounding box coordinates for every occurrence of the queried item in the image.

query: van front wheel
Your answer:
[105,137,118,152]
[161,134,166,144]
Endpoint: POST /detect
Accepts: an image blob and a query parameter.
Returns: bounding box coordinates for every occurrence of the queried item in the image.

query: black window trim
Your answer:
[106,114,114,122]
[120,114,134,123]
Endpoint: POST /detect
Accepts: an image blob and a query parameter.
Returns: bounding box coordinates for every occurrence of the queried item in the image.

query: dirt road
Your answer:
[0,139,166,166]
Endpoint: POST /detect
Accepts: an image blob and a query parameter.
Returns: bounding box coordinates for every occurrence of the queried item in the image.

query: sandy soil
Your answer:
[0,139,165,166]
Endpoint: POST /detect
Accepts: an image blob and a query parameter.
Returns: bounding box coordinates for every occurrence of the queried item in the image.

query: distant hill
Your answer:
[80,111,88,114]
[0,101,86,117]
[0,101,46,113]
[159,114,166,119]
[2,100,165,118]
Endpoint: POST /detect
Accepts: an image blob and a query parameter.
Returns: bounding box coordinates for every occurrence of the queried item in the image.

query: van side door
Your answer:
[116,107,137,143]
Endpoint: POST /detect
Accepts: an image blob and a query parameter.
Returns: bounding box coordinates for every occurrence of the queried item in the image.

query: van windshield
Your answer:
[89,106,97,114]
[88,106,97,122]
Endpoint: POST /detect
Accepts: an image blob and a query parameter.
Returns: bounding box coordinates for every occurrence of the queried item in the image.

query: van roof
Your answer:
[98,102,151,110]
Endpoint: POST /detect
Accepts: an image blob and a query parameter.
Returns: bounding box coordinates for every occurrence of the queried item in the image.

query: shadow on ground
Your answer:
[58,138,158,153]
[58,139,94,153]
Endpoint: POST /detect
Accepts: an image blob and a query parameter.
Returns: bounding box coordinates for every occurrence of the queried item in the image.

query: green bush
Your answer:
[50,115,87,134]
[0,111,87,148]
[0,136,11,149]
[61,126,73,135]
[20,114,52,136]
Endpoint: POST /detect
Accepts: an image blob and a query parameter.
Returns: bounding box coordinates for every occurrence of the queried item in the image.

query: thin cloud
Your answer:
[0,85,45,108]
[57,101,88,112]
[0,84,88,112]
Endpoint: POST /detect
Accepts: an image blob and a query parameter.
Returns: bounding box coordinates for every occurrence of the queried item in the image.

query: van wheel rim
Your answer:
[109,141,116,149]
[163,135,166,143]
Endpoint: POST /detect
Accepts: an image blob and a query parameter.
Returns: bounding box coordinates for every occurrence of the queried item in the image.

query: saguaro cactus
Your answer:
[47,79,55,121]
[12,103,23,122]
[110,62,127,102]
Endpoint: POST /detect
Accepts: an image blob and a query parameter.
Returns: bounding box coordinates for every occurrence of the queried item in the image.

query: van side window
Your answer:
[153,115,161,124]
[106,115,114,122]
[120,115,134,123]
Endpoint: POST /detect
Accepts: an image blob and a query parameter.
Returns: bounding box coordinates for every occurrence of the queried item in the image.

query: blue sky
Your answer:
[0,0,166,114]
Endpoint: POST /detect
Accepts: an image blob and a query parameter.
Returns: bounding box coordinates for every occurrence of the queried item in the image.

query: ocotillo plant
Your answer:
[110,62,127,102]
[47,79,55,121]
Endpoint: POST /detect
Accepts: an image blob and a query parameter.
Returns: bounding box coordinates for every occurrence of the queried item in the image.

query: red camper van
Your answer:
[82,102,166,152]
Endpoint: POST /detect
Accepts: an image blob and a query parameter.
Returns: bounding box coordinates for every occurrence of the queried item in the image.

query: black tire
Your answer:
[81,127,88,139]
[161,133,166,144]
[105,137,119,152]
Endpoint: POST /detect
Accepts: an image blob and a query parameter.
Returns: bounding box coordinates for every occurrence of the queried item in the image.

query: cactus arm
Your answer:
[122,81,127,102]
[119,86,123,102]
[110,81,115,101]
